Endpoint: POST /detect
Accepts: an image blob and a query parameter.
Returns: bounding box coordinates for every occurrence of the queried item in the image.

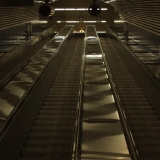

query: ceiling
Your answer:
[0,0,159,35]
[45,0,115,31]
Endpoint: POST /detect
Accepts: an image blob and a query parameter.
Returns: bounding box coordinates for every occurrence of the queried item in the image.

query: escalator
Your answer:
[100,27,160,160]
[19,35,84,160]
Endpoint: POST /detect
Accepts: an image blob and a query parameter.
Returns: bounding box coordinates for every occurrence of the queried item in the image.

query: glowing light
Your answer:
[66,21,79,23]
[84,21,96,23]
[55,8,108,11]
[55,8,64,10]
[76,8,86,10]
[65,8,75,10]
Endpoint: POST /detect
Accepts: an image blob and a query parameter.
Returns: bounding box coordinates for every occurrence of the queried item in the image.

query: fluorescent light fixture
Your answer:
[65,8,75,10]
[105,0,117,3]
[86,55,102,58]
[57,20,105,23]
[84,21,96,23]
[114,20,124,23]
[66,21,79,23]
[76,8,86,10]
[55,8,108,11]
[55,8,64,10]
[34,0,43,3]
[101,8,108,10]
[30,20,47,24]
[97,31,106,33]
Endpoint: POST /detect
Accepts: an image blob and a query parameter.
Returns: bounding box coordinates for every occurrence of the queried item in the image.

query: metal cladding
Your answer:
[38,4,55,17]
[0,0,34,6]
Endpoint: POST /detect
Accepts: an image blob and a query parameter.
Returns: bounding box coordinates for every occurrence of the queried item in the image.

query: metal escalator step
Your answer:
[26,139,72,147]
[124,110,155,115]
[54,79,79,83]
[29,131,73,139]
[39,110,76,115]
[49,88,79,91]
[128,121,160,126]
[43,101,77,106]
[135,139,160,147]
[140,156,160,160]
[122,105,152,110]
[121,101,150,106]
[35,120,75,126]
[115,84,139,88]
[112,77,134,80]
[22,147,71,158]
[114,79,136,83]
[116,88,142,91]
[36,115,76,121]
[126,115,158,120]
[131,126,160,137]
[47,91,79,95]
[19,158,72,160]
[136,147,160,156]
[119,97,148,102]
[41,106,76,110]
[118,94,146,98]
[32,125,74,132]
[117,90,144,94]
[44,98,78,102]
[46,95,78,98]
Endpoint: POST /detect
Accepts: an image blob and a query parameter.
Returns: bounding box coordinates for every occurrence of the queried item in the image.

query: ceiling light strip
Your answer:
[55,8,108,11]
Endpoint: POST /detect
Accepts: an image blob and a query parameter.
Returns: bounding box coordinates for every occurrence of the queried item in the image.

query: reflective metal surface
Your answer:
[81,25,131,160]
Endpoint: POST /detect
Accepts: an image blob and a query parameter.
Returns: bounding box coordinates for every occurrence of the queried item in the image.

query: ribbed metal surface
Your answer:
[109,0,160,36]
[100,33,160,160]
[19,35,83,160]
[0,6,38,30]
[80,25,131,160]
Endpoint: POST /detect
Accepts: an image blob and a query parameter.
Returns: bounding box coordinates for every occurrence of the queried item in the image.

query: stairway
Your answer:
[19,36,84,160]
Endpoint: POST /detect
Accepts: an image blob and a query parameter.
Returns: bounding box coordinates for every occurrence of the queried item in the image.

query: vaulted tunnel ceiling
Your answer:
[0,0,159,35]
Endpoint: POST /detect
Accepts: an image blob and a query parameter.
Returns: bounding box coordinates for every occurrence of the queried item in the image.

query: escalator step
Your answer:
[36,115,76,121]
[121,101,150,106]
[119,97,148,102]
[122,105,152,110]
[22,147,71,158]
[135,139,160,147]
[39,110,76,115]
[43,102,77,106]
[128,121,160,126]
[26,139,72,147]
[32,125,74,132]
[29,131,73,139]
[44,98,78,102]
[126,115,158,120]
[119,93,146,99]
[35,120,75,126]
[131,126,160,133]
[133,132,160,138]
[46,95,78,98]
[124,110,155,115]
[41,106,76,110]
